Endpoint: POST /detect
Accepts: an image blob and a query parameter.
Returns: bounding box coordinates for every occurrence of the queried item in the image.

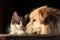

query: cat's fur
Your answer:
[26,6,60,35]
[10,11,29,35]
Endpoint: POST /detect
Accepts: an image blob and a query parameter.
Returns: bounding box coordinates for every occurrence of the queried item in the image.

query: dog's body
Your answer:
[26,6,60,35]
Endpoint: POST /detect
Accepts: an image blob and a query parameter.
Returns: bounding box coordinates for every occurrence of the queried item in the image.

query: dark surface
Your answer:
[0,34,59,40]
[4,35,60,40]
[0,34,60,40]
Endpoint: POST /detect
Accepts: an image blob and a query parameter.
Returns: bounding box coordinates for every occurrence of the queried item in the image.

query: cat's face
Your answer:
[11,12,29,29]
[10,11,26,34]
[12,12,22,24]
[11,12,23,29]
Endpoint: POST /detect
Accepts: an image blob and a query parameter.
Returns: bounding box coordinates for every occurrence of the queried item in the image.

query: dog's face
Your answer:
[26,6,51,34]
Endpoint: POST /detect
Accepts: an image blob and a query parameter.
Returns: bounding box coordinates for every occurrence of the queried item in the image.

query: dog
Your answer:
[26,6,60,35]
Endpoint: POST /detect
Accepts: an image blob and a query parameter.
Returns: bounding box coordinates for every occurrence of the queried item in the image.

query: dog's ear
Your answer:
[38,6,49,17]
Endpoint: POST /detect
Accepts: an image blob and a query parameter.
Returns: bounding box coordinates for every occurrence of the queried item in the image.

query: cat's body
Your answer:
[10,11,29,35]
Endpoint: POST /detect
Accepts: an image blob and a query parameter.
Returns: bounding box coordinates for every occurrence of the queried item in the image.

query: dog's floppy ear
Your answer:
[38,6,49,17]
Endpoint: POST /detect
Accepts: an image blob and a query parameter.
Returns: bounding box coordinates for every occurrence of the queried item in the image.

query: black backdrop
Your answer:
[2,0,60,33]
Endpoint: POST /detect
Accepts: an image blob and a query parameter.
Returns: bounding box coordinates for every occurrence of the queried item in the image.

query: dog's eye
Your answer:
[33,19,36,22]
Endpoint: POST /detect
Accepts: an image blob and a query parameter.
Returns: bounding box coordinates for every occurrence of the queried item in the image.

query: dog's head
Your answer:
[26,6,51,34]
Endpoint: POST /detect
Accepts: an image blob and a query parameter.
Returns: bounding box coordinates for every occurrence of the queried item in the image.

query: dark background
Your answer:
[0,0,60,33]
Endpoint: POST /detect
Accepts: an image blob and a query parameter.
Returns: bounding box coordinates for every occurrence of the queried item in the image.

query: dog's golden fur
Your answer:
[26,6,51,34]
[26,6,60,35]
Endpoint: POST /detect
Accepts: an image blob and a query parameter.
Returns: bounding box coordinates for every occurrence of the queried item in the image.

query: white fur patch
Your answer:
[10,22,24,35]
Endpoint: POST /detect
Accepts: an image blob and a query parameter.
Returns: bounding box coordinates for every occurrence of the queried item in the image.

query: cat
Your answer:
[25,6,60,35]
[9,11,29,35]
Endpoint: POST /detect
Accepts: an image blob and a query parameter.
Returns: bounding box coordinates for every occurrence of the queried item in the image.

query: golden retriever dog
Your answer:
[26,6,60,35]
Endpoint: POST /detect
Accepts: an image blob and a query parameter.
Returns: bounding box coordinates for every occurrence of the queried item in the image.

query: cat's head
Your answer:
[11,11,23,25]
[11,11,29,31]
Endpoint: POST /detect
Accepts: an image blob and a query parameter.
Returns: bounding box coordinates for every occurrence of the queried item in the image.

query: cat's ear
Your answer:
[12,11,18,17]
[38,6,49,17]
[24,14,29,20]
[12,11,19,19]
